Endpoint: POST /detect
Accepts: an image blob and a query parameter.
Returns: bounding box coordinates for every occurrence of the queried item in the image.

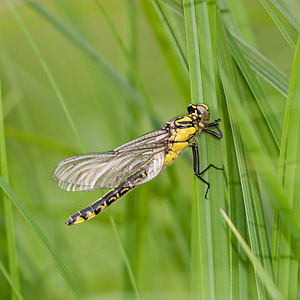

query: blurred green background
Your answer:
[0,0,299,299]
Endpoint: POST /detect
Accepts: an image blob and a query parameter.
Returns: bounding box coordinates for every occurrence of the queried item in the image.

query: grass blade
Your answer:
[232,33,290,97]
[220,209,284,300]
[259,0,296,51]
[183,1,228,298]
[275,27,300,298]
[0,65,20,299]
[0,260,24,300]
[0,176,81,299]
[5,0,86,151]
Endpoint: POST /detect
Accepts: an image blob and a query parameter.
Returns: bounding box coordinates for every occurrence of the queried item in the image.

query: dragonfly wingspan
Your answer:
[52,129,169,191]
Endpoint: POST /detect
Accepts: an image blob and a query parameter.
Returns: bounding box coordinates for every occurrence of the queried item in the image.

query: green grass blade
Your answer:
[5,0,86,152]
[232,32,290,97]
[141,1,190,100]
[184,1,228,298]
[94,0,159,127]
[0,176,81,299]
[217,17,274,298]
[108,209,142,300]
[217,22,300,247]
[26,1,160,126]
[220,209,284,300]
[0,260,24,300]
[269,0,299,30]
[275,28,300,299]
[10,3,142,296]
[183,0,203,103]
[0,66,20,299]
[225,28,282,149]
[259,0,296,51]
[151,0,188,73]
[160,0,183,16]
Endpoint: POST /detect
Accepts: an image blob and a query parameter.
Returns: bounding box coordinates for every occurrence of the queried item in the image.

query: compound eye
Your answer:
[187,104,197,114]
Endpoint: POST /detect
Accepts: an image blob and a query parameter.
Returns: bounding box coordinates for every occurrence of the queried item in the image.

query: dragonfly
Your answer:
[52,104,223,226]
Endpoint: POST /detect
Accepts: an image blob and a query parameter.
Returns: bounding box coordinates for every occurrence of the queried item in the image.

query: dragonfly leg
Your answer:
[203,119,223,139]
[191,142,223,199]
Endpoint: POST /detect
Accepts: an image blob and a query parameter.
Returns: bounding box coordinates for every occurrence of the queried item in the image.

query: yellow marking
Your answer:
[74,217,85,224]
[201,104,209,110]
[116,193,120,198]
[96,205,106,211]
[172,142,189,153]
[142,172,147,178]
[87,212,96,219]
[107,196,116,203]
[121,187,130,193]
[164,151,179,166]
[174,127,197,142]
[134,177,142,184]
[175,116,192,125]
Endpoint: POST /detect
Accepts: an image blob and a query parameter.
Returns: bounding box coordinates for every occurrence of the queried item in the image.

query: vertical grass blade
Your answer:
[0,260,24,300]
[5,0,86,151]
[0,66,20,300]
[259,0,296,51]
[217,16,274,298]
[183,0,228,298]
[108,209,142,300]
[220,209,284,300]
[232,33,290,97]
[0,176,81,299]
[275,28,300,299]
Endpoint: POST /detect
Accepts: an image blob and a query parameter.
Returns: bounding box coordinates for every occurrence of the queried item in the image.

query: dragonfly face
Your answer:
[52,104,223,225]
[187,103,210,125]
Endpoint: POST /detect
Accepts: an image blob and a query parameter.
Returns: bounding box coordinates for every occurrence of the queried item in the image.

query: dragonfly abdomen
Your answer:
[65,185,134,226]
[64,162,155,225]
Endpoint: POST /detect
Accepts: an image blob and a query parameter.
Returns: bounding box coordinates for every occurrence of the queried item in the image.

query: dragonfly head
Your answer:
[187,104,210,124]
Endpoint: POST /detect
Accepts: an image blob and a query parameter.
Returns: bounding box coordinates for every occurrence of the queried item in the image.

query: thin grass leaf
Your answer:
[108,209,142,300]
[151,0,188,73]
[259,0,296,51]
[0,260,24,300]
[218,24,300,247]
[275,28,300,299]
[232,32,290,98]
[224,0,256,44]
[160,0,289,99]
[26,1,160,127]
[141,1,190,100]
[220,209,284,300]
[0,68,20,299]
[219,100,250,299]
[184,1,228,298]
[160,0,183,16]
[94,0,159,127]
[6,4,142,297]
[0,176,81,299]
[217,17,274,298]
[225,28,282,149]
[269,0,299,30]
[5,0,86,151]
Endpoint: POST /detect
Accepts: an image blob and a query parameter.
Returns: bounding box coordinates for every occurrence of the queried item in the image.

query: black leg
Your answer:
[191,143,224,199]
[203,119,223,139]
[206,119,221,128]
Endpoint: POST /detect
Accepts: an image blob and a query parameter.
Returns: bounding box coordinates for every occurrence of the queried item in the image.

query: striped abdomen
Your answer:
[64,158,160,225]
[65,184,134,225]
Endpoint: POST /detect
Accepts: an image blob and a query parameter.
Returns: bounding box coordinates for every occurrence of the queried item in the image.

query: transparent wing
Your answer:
[126,151,166,186]
[52,128,169,191]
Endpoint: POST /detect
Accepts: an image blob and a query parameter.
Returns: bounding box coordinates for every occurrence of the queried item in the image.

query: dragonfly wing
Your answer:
[52,128,169,191]
[123,150,166,187]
